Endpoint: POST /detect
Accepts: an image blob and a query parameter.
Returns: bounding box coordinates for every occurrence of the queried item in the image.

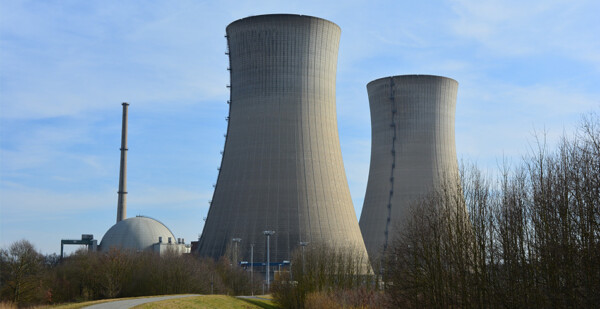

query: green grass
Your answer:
[14,294,279,309]
[46,295,180,309]
[48,298,134,309]
[236,297,280,309]
[132,295,280,309]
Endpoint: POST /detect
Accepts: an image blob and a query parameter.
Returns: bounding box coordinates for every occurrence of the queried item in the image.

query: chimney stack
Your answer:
[117,102,129,223]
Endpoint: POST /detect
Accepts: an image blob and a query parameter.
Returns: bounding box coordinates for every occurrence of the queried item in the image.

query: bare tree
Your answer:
[0,240,45,305]
[386,112,600,308]
[272,243,375,309]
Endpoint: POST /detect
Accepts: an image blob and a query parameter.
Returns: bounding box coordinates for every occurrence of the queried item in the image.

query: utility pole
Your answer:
[250,243,254,296]
[263,230,275,290]
[232,238,242,266]
[300,241,309,274]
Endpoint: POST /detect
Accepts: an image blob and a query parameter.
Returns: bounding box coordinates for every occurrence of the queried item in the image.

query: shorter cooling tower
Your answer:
[359,75,459,259]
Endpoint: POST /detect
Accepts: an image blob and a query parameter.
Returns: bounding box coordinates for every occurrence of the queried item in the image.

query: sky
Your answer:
[1,0,598,255]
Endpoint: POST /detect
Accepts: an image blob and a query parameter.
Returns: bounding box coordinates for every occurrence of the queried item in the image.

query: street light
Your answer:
[232,238,242,266]
[250,243,254,296]
[263,230,275,290]
[299,241,309,274]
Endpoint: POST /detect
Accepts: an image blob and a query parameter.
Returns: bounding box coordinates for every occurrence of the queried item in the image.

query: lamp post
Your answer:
[263,230,275,290]
[299,241,309,274]
[250,243,254,295]
[232,238,242,266]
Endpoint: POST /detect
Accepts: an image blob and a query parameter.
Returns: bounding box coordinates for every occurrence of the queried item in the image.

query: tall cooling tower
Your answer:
[197,14,369,264]
[359,75,459,259]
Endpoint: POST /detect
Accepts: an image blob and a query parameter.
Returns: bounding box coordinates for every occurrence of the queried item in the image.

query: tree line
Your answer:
[0,243,256,307]
[385,113,599,308]
[2,113,598,308]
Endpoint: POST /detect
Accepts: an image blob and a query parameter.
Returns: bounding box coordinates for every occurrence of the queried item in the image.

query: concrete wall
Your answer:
[359,75,459,260]
[197,14,369,264]
[153,243,190,255]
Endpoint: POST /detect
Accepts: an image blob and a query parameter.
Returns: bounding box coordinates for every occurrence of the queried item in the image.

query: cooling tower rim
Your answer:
[227,14,340,32]
[367,75,458,88]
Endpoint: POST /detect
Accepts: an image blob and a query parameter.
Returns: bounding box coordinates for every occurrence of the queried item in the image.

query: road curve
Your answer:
[237,295,273,302]
[83,294,201,309]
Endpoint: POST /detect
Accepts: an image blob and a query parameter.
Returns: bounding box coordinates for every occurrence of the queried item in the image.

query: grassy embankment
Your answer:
[1,297,139,309]
[0,295,279,309]
[133,295,279,309]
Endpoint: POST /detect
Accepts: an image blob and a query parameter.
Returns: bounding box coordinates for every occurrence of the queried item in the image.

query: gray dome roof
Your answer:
[100,216,176,252]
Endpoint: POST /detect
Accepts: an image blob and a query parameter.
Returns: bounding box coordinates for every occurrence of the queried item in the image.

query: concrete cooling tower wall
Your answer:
[359,75,459,260]
[197,14,369,264]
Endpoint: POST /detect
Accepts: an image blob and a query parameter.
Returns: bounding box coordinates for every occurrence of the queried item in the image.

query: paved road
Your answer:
[237,295,273,302]
[83,294,201,309]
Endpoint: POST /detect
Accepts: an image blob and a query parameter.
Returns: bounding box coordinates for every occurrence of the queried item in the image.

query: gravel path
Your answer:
[83,294,201,309]
[237,295,274,301]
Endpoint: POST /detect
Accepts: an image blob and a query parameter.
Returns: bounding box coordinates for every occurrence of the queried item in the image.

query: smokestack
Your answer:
[117,102,129,223]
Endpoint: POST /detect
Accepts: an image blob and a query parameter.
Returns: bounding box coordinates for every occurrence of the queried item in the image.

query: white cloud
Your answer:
[0,182,210,222]
[455,77,598,167]
[448,0,600,69]
[128,186,211,211]
[0,1,230,120]
[0,187,113,218]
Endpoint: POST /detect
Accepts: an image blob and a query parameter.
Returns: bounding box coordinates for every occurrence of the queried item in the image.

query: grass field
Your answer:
[132,295,279,309]
[2,297,145,309]
[1,295,279,309]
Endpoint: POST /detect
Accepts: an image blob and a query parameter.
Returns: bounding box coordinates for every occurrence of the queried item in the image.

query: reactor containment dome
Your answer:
[100,216,177,253]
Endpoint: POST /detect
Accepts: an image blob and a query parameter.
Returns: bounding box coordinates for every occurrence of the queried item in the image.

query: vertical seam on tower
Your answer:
[309,20,324,241]
[383,76,397,253]
[302,21,312,244]
[316,20,331,244]
[294,22,304,247]
[275,20,281,259]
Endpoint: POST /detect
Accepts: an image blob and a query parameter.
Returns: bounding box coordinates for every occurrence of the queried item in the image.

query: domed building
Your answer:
[100,216,187,254]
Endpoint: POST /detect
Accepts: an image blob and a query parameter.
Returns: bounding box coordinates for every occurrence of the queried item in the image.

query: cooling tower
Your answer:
[197,14,369,264]
[359,75,459,259]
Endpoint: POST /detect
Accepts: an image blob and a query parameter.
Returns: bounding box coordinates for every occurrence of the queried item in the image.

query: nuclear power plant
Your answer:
[196,14,370,265]
[358,75,459,259]
[60,15,463,271]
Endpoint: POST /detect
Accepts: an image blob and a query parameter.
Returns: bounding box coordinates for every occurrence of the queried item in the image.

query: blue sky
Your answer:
[1,0,598,254]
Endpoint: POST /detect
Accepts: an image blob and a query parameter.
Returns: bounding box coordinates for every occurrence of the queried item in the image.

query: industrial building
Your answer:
[359,75,460,260]
[197,14,369,265]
